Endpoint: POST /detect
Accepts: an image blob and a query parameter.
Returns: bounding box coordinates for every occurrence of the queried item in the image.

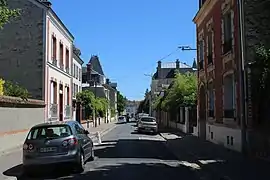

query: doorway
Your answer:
[199,85,206,139]
[59,84,63,121]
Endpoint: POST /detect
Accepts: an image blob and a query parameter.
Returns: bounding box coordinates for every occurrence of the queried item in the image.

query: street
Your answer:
[1,122,270,180]
[1,122,202,180]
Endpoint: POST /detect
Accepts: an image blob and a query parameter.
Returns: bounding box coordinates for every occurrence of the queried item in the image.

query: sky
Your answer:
[50,0,198,100]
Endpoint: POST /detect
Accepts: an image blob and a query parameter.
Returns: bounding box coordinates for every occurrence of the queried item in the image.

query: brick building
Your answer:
[193,0,242,151]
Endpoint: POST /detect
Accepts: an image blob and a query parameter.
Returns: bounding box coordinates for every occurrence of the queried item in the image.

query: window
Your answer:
[207,33,213,64]
[73,64,75,77]
[52,36,57,64]
[223,11,232,54]
[65,49,69,73]
[66,87,70,105]
[74,124,85,134]
[223,74,235,119]
[59,43,64,69]
[199,40,204,70]
[79,69,81,81]
[72,83,75,97]
[208,82,214,117]
[53,81,57,104]
[27,125,72,140]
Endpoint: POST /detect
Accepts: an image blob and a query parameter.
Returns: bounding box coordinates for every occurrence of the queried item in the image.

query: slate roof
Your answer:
[153,62,196,80]
[89,56,105,75]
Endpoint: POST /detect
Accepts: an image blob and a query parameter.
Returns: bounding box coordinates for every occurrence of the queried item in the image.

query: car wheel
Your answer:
[75,152,85,173]
[89,148,95,161]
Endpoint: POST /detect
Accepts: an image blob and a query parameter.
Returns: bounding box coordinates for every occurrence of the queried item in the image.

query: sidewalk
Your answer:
[82,120,117,144]
[159,127,270,180]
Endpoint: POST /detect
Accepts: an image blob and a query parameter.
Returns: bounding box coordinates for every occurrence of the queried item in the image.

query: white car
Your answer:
[137,117,158,134]
[118,116,126,123]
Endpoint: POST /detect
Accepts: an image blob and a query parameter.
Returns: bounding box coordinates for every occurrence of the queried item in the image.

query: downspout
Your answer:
[237,0,248,155]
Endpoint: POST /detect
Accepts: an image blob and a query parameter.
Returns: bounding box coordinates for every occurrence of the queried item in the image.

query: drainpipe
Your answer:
[237,0,248,155]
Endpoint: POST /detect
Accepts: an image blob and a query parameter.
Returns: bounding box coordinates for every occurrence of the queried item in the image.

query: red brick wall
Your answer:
[196,0,240,123]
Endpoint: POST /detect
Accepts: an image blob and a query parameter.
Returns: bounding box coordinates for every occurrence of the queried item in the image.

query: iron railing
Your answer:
[52,58,57,66]
[65,105,72,118]
[224,109,235,118]
[50,103,58,118]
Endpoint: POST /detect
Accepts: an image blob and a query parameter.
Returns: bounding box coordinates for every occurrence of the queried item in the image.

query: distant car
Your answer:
[22,121,94,174]
[137,117,158,134]
[118,116,126,123]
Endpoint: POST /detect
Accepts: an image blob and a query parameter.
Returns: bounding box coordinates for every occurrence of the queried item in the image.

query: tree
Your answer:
[0,0,20,29]
[161,72,197,111]
[76,90,95,119]
[117,91,126,115]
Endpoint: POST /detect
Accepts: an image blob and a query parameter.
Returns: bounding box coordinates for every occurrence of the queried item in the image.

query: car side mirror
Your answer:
[84,130,89,135]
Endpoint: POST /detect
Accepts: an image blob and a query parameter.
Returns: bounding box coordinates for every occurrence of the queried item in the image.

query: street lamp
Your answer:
[178,46,197,51]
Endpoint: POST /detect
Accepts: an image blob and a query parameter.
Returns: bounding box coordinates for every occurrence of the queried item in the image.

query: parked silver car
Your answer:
[137,117,158,134]
[22,121,94,174]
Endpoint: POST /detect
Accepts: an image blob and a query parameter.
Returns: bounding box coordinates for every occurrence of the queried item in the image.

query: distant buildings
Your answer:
[82,55,118,121]
[150,59,197,117]
[125,100,140,117]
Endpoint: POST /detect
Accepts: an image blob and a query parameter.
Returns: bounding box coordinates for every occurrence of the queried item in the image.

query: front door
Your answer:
[199,85,206,139]
[59,93,63,121]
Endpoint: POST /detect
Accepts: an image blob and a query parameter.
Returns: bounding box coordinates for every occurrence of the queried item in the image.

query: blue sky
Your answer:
[51,0,198,100]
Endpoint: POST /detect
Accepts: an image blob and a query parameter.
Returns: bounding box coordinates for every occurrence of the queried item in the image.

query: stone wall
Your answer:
[0,0,45,100]
[0,96,45,153]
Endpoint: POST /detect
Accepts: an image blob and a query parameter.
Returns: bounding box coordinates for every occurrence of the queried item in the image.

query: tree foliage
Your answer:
[3,80,29,99]
[252,46,270,126]
[0,0,20,29]
[117,91,126,115]
[0,78,4,95]
[76,90,110,118]
[137,99,149,114]
[156,72,197,111]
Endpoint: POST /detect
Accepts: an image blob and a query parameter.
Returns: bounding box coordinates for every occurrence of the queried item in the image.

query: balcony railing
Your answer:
[223,38,232,54]
[50,103,58,118]
[224,109,235,118]
[65,105,72,118]
[207,54,213,65]
[52,58,57,66]
[60,63,64,70]
[65,67,70,74]
[199,60,204,70]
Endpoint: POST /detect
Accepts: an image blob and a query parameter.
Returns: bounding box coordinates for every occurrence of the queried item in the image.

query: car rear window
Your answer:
[27,125,72,140]
[141,117,156,122]
[119,117,124,120]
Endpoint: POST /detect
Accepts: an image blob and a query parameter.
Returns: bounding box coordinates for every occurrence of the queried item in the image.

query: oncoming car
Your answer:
[22,121,94,174]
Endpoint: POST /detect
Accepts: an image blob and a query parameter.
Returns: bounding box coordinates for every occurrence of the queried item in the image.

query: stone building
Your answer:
[0,0,74,121]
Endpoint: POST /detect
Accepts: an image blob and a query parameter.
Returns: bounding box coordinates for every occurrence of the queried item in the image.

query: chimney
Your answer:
[106,78,110,84]
[41,0,52,7]
[86,63,92,83]
[176,59,180,69]
[157,61,162,79]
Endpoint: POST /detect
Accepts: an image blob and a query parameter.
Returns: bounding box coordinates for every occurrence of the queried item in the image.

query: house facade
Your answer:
[151,60,197,117]
[82,55,118,121]
[0,0,74,121]
[193,0,242,151]
[72,47,84,119]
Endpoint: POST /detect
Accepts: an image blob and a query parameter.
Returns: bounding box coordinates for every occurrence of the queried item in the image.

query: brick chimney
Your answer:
[86,63,92,83]
[157,61,162,79]
[176,59,180,69]
[106,78,110,84]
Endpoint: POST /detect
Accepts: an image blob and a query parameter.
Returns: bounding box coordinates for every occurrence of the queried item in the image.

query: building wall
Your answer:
[195,0,241,151]
[0,0,45,100]
[45,11,73,121]
[72,57,82,98]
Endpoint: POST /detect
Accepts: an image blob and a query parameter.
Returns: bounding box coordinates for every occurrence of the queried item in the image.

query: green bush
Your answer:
[3,80,29,99]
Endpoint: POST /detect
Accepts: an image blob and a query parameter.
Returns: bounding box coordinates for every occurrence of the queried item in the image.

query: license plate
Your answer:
[40,147,57,153]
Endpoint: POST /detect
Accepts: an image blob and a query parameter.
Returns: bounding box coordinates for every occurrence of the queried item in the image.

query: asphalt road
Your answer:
[1,122,203,180]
